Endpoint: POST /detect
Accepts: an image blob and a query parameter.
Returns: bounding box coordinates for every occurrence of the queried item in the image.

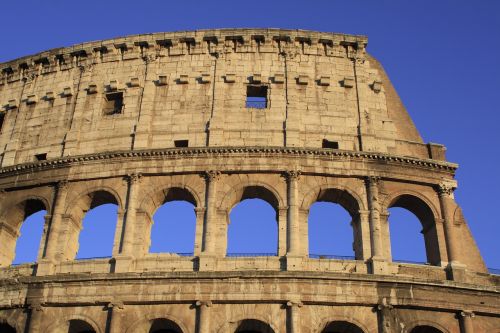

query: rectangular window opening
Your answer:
[102,92,123,115]
[246,85,268,109]
[174,140,189,148]
[322,139,339,149]
[35,153,47,161]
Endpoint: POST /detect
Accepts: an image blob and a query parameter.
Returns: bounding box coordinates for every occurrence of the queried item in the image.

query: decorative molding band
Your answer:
[0,146,458,177]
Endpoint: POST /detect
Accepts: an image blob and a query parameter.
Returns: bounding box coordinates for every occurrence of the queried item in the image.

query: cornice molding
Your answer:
[0,147,458,177]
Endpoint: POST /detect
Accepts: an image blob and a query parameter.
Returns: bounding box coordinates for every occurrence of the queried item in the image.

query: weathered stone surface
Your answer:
[0,28,498,333]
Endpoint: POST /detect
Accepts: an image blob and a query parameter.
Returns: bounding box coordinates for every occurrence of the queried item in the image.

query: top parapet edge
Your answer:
[0,28,368,68]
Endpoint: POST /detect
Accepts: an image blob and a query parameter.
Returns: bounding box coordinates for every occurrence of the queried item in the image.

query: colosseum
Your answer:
[0,28,498,333]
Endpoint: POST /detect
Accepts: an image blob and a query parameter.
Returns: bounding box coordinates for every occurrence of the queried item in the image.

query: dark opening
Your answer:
[246,85,268,109]
[103,92,123,115]
[322,321,364,333]
[174,140,189,147]
[0,113,5,133]
[0,323,16,333]
[68,319,96,333]
[410,326,443,333]
[35,153,47,161]
[322,139,339,149]
[149,318,183,333]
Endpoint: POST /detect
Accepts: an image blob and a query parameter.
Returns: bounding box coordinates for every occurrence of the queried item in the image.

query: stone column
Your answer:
[202,171,220,254]
[194,207,206,256]
[37,181,68,275]
[106,301,124,333]
[120,174,141,255]
[436,183,461,265]
[278,206,288,256]
[366,177,383,259]
[460,311,475,333]
[356,209,371,261]
[195,300,212,333]
[376,300,395,333]
[115,174,141,273]
[285,170,301,256]
[199,171,220,271]
[26,303,44,333]
[286,300,302,333]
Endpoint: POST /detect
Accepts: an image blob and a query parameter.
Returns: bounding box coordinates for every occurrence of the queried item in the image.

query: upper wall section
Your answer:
[0,29,445,167]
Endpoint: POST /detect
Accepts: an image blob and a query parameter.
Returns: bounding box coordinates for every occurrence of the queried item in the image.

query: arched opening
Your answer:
[68,319,96,333]
[227,186,279,256]
[307,188,362,260]
[149,188,197,254]
[388,194,440,265]
[0,323,16,333]
[149,318,183,333]
[410,326,443,333]
[0,198,47,266]
[235,319,275,333]
[75,191,119,260]
[322,321,365,333]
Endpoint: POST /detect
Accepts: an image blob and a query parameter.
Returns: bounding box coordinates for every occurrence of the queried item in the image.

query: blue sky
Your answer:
[5,0,500,268]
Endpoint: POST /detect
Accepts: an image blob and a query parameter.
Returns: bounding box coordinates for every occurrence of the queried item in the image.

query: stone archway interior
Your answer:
[0,323,16,333]
[410,326,443,333]
[68,319,96,333]
[149,318,183,333]
[235,319,275,333]
[322,321,364,333]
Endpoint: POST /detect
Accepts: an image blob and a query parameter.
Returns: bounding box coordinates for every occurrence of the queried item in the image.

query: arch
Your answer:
[62,189,120,260]
[219,181,284,213]
[382,190,440,226]
[409,325,445,333]
[301,185,365,216]
[216,316,278,333]
[45,314,102,333]
[149,318,184,333]
[64,186,123,216]
[140,185,200,217]
[385,192,441,265]
[316,317,369,333]
[125,314,189,333]
[235,319,275,333]
[0,197,48,266]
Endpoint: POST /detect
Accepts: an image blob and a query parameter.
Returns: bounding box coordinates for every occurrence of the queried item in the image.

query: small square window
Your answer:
[174,140,189,147]
[103,92,123,115]
[322,139,339,149]
[246,85,268,109]
[35,153,47,161]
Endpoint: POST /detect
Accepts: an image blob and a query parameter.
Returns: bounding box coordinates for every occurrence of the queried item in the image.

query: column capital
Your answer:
[195,300,213,307]
[286,300,303,308]
[364,176,381,186]
[282,170,302,181]
[107,300,124,310]
[28,302,45,312]
[204,170,221,182]
[56,179,69,191]
[194,207,207,214]
[436,181,456,197]
[460,310,475,318]
[126,173,142,184]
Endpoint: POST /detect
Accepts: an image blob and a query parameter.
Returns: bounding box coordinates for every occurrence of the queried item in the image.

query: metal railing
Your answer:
[393,259,428,265]
[309,254,356,260]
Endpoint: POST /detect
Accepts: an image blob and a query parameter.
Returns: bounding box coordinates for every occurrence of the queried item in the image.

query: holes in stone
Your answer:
[76,203,118,260]
[308,202,354,259]
[322,139,339,149]
[174,139,189,148]
[13,209,46,265]
[35,153,47,161]
[246,85,268,109]
[102,92,123,115]
[150,200,196,254]
[0,112,5,133]
[227,199,278,256]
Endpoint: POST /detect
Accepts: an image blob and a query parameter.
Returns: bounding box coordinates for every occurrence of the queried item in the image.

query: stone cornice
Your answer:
[0,28,367,82]
[0,146,458,178]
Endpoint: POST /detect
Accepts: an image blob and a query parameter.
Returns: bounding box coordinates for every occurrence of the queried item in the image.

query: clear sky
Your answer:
[4,0,500,269]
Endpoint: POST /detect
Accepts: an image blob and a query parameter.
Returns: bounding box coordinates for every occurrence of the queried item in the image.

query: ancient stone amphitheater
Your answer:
[0,28,498,333]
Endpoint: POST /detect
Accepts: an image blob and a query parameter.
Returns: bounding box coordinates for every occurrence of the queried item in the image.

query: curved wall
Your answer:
[0,29,498,333]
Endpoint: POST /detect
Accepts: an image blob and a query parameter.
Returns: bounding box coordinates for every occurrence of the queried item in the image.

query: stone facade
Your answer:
[0,29,498,333]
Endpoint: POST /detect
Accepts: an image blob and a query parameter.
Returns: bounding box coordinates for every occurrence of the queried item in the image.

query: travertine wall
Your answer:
[0,29,497,333]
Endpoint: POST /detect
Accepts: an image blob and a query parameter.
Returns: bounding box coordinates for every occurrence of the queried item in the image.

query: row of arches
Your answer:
[1,182,444,268]
[0,318,449,333]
